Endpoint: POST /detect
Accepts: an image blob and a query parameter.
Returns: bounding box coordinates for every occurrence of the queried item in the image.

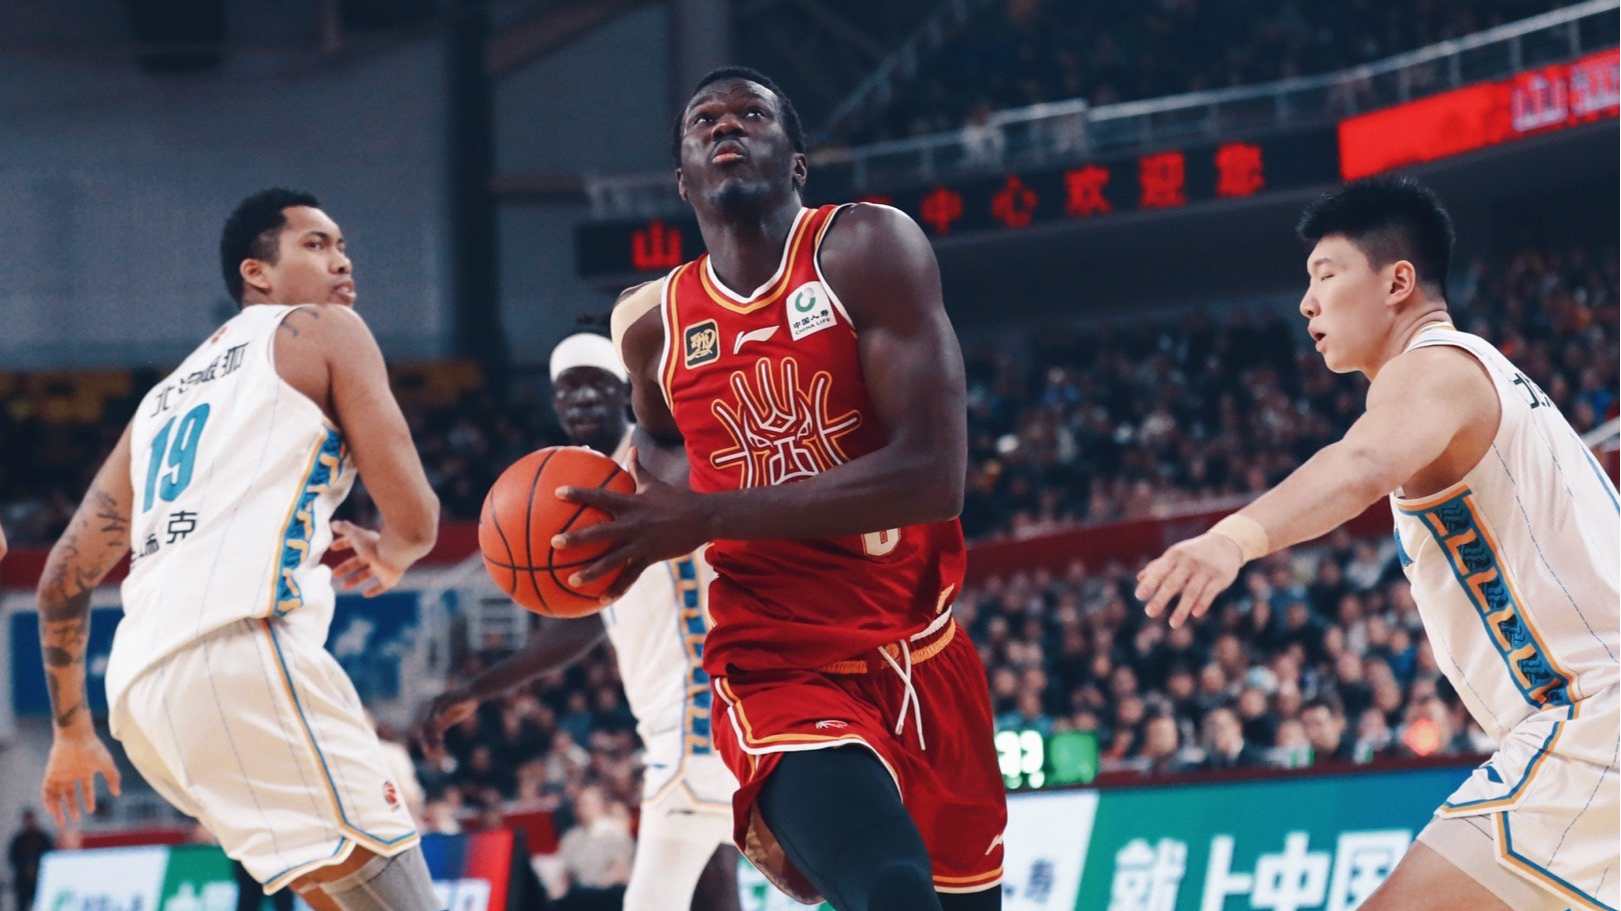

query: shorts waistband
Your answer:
[818,613,957,675]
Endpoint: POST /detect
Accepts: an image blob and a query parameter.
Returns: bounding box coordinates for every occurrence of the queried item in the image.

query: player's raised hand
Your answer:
[1136,532,1244,629]
[553,448,711,602]
[41,729,122,828]
[331,519,408,597]
[416,687,477,753]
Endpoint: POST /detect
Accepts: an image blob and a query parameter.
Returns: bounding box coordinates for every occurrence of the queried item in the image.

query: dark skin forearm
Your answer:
[462,616,608,701]
[659,434,959,542]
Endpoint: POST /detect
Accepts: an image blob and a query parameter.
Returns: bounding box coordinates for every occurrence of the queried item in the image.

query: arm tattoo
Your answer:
[277,307,323,339]
[39,590,91,729]
[38,480,127,731]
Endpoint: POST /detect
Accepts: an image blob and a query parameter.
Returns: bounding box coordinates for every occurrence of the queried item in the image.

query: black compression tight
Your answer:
[756,746,1002,911]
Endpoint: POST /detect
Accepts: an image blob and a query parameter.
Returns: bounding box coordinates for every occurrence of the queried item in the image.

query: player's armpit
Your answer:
[312,307,438,555]
[37,424,134,732]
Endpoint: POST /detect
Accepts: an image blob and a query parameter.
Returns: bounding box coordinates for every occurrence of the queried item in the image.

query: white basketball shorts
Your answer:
[110,614,418,893]
[1425,697,1619,911]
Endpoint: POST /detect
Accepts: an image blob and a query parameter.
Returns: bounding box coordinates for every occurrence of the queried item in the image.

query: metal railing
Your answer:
[586,0,1618,219]
[822,0,1002,132]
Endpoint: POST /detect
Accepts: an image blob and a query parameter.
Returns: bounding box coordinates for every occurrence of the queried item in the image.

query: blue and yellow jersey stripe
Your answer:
[1400,487,1575,708]
[266,426,346,617]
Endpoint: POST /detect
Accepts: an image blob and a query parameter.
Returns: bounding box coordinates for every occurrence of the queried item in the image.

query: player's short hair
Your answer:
[672,66,807,164]
[220,188,321,304]
[1296,176,1455,298]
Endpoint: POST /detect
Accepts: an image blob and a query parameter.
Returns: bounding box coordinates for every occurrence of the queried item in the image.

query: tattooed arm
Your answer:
[37,425,130,826]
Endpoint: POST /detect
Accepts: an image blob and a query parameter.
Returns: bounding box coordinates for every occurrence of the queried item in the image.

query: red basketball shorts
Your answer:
[711,614,1007,903]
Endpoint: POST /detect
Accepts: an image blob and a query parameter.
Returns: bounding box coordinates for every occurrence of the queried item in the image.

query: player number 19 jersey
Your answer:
[108,304,355,710]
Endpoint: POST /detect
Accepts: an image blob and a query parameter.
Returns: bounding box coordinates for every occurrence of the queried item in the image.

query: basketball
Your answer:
[478,446,634,617]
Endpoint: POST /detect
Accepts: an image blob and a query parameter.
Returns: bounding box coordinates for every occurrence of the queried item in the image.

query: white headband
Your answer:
[549,332,628,383]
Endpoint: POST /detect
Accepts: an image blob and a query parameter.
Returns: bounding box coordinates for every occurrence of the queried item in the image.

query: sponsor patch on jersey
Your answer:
[684,319,720,367]
[787,282,834,341]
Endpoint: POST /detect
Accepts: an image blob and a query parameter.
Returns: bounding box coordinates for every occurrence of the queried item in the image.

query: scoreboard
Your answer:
[997,728,1100,791]
[576,129,1339,279]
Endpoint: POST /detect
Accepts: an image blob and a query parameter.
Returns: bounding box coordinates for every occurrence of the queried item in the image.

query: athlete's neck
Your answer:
[696,201,803,295]
[1368,305,1453,380]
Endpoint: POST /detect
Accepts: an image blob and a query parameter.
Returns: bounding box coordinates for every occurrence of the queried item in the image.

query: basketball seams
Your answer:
[522,449,559,617]
[481,490,520,598]
[545,463,629,602]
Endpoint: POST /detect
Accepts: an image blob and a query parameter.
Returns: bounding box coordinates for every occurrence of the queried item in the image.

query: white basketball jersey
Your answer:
[597,432,722,782]
[1391,327,1619,748]
[108,305,354,708]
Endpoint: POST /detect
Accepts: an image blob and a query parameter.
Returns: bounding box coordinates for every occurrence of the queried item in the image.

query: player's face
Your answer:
[1299,235,1386,374]
[254,206,356,306]
[553,366,628,447]
[676,80,806,213]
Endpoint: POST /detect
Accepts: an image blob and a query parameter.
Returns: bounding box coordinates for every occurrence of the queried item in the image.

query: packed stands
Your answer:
[835,0,1576,144]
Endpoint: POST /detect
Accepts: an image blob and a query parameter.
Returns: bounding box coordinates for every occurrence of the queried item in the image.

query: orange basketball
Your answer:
[478,446,634,617]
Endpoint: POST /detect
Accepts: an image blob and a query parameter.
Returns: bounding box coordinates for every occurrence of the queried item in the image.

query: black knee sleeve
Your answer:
[757,746,941,911]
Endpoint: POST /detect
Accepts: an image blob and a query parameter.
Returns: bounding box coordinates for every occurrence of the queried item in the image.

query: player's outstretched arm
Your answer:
[37,426,131,825]
[561,205,966,598]
[417,615,607,749]
[278,306,440,595]
[1137,345,1497,628]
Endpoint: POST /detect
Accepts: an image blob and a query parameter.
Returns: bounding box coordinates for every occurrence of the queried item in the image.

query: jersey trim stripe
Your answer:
[715,677,865,746]
[261,837,355,893]
[1495,812,1618,911]
[696,210,817,314]
[1401,488,1574,708]
[811,204,859,330]
[1438,723,1563,812]
[259,620,420,854]
[1458,494,1581,699]
[934,869,1004,891]
[660,264,691,411]
[265,426,345,617]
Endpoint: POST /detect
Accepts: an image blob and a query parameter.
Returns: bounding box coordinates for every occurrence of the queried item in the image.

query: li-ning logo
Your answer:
[710,357,862,488]
[684,319,719,368]
[814,720,849,730]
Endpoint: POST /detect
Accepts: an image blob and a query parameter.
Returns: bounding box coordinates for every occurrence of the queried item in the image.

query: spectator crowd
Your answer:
[836,0,1576,144]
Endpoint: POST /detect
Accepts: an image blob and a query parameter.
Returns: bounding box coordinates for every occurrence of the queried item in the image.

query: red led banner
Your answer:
[1339,48,1619,180]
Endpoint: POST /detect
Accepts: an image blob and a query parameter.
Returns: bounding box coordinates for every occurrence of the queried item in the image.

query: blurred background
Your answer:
[0,0,1616,909]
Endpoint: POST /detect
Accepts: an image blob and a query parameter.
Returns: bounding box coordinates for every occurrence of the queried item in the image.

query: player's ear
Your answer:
[1388,260,1418,307]
[791,153,808,193]
[675,167,688,203]
[240,258,272,298]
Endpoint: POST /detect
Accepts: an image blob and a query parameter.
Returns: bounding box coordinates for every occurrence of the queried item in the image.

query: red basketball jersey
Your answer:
[657,204,967,674]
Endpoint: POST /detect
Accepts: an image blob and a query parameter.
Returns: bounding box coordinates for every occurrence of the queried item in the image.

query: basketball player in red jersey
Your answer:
[554,67,1006,910]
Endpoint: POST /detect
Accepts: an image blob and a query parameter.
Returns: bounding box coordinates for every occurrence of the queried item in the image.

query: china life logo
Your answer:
[788,282,834,340]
